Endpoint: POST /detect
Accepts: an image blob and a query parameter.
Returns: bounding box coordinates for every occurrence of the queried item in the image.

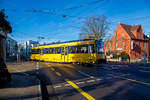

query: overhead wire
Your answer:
[3,0,105,38]
[3,0,150,42]
[3,0,105,13]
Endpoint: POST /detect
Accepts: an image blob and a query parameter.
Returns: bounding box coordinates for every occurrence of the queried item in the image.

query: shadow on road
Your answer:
[0,71,41,100]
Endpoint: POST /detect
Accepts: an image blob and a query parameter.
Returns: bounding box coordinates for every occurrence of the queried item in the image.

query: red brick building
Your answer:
[104,23,150,62]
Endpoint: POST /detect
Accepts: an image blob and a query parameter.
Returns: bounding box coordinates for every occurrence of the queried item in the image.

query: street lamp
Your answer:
[36,36,44,74]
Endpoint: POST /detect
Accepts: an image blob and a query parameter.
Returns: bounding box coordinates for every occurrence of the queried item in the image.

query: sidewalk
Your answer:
[0,73,41,100]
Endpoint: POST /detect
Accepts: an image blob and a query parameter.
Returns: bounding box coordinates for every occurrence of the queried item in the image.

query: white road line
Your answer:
[87,80,95,83]
[54,85,62,88]
[23,73,30,76]
[139,70,150,73]
[64,84,71,87]
[38,79,42,100]
[76,81,85,84]
[96,78,102,81]
[36,62,39,74]
[78,71,94,78]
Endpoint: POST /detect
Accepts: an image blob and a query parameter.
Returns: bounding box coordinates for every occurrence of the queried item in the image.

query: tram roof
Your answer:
[38,39,96,46]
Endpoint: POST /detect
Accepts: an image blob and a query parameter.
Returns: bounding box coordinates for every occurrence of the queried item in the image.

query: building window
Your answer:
[109,44,111,50]
[115,43,117,49]
[131,41,133,50]
[144,42,146,49]
[105,44,107,49]
[122,42,125,49]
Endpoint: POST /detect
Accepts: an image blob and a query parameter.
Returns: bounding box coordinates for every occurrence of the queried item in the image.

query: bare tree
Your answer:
[80,15,109,40]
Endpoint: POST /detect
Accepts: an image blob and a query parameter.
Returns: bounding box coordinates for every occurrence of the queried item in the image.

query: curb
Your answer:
[20,72,42,100]
[37,79,42,100]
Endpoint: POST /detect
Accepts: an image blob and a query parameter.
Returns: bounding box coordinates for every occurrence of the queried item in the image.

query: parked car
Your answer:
[0,57,11,84]
[136,58,145,63]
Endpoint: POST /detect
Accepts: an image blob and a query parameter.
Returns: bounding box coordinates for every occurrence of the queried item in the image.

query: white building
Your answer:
[6,36,18,57]
[19,40,38,60]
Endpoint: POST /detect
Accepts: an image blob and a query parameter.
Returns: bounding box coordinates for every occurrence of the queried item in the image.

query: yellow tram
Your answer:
[30,39,106,64]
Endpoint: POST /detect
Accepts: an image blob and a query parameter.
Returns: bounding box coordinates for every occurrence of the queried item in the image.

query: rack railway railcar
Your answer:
[30,39,106,64]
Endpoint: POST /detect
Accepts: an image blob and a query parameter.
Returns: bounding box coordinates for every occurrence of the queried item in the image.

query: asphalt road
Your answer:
[24,62,150,100]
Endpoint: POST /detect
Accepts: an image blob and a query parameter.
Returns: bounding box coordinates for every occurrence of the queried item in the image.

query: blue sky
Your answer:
[0,0,150,43]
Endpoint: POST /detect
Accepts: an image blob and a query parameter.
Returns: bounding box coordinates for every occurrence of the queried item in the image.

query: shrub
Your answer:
[120,52,129,60]
[106,52,111,56]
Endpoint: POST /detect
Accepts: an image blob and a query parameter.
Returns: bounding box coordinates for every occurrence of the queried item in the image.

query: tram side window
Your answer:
[31,49,36,54]
[53,48,56,54]
[44,48,49,54]
[80,45,88,53]
[88,45,95,53]
[69,45,88,53]
[48,48,52,54]
[40,49,43,54]
[56,47,61,54]
[31,49,40,54]
[49,48,55,54]
[43,49,45,54]
[38,49,41,54]
[46,48,49,54]
[61,47,64,54]
[69,46,78,53]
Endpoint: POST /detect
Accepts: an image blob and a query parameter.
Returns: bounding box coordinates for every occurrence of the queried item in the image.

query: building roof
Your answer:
[120,23,141,39]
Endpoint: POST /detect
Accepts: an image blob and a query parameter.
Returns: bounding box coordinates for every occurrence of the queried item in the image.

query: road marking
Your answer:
[65,79,95,100]
[87,80,95,83]
[50,67,55,71]
[38,79,42,100]
[96,78,102,81]
[56,72,62,76]
[120,77,150,86]
[108,74,150,86]
[54,85,62,88]
[139,70,150,73]
[14,69,21,72]
[76,81,85,85]
[78,71,94,78]
[64,84,71,87]
[36,62,39,74]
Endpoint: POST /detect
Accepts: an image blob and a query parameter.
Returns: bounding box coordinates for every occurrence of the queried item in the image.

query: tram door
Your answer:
[61,46,68,62]
[39,49,43,61]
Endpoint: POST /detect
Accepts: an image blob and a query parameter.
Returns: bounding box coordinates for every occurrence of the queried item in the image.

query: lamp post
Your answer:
[144,42,146,65]
[36,36,44,74]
